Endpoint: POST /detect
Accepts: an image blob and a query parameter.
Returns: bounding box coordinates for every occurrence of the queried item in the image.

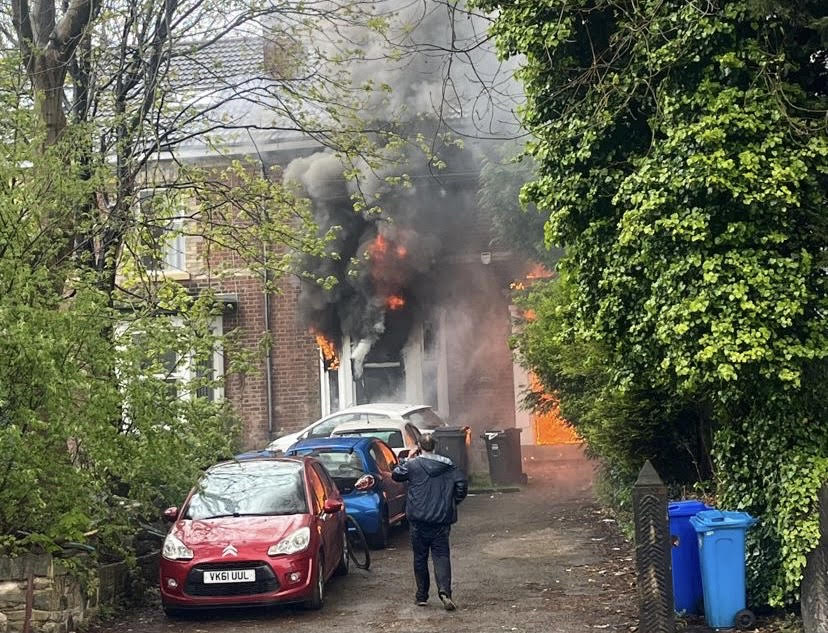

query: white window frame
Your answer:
[116,315,224,409]
[137,188,187,274]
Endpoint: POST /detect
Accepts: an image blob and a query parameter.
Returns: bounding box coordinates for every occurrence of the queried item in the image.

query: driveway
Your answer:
[93,449,643,633]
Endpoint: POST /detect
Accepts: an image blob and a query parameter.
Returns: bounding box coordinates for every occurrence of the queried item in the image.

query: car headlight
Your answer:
[162,533,194,561]
[268,526,310,556]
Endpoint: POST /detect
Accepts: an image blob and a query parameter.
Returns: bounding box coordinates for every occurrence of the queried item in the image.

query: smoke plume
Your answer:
[286,0,524,399]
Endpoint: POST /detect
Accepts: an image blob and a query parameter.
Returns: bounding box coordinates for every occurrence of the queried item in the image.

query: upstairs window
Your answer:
[138,189,186,273]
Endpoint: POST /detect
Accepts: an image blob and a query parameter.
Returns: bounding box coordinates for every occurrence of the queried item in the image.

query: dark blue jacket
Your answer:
[392,453,468,525]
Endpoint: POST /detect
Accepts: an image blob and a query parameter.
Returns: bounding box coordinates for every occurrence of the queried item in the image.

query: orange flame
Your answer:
[386,295,405,310]
[511,263,555,293]
[526,263,553,280]
[368,234,388,257]
[312,330,340,370]
[367,234,409,312]
[368,233,409,262]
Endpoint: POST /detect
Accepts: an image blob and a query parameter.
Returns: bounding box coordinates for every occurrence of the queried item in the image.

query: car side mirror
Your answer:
[163,507,179,522]
[397,449,410,460]
[323,499,344,514]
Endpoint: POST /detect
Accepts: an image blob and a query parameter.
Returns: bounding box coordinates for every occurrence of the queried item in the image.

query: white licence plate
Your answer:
[203,569,256,584]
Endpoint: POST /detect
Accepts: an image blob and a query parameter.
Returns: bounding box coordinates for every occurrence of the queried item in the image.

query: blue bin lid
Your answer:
[690,509,757,532]
[668,500,711,517]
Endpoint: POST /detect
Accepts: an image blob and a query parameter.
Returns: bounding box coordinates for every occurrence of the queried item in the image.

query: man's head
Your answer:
[417,434,436,453]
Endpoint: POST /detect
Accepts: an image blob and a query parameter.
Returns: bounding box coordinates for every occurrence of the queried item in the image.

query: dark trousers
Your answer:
[410,521,452,600]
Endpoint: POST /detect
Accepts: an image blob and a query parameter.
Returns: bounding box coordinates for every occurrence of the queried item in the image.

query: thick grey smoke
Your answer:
[287,138,474,378]
[312,0,523,134]
[286,0,523,386]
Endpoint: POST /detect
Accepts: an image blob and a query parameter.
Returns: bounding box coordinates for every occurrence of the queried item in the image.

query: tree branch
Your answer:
[10,0,35,71]
[53,0,99,63]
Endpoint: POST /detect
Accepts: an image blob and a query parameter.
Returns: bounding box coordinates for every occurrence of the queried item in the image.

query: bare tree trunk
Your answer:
[13,0,100,146]
[32,56,68,146]
[802,482,828,633]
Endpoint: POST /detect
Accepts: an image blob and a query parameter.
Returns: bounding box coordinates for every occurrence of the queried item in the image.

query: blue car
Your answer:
[285,436,407,549]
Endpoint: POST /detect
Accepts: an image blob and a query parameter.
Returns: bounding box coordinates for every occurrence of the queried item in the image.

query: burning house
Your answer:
[143,5,577,455]
[283,139,519,421]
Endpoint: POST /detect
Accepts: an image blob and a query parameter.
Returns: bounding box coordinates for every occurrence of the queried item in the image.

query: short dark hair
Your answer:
[418,435,436,452]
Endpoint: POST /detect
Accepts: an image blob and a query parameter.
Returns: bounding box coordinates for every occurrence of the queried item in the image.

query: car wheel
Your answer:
[334,530,349,576]
[367,510,389,549]
[304,555,324,610]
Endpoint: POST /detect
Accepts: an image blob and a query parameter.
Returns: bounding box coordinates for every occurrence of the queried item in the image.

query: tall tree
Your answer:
[477,0,827,606]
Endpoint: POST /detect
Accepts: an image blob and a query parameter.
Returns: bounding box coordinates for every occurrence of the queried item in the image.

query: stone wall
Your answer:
[0,554,88,633]
[0,551,149,633]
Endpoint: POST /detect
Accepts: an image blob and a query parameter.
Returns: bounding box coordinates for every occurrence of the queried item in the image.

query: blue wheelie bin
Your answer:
[668,500,711,614]
[690,510,758,630]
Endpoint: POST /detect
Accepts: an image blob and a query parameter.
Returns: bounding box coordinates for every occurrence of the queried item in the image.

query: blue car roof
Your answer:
[287,436,374,453]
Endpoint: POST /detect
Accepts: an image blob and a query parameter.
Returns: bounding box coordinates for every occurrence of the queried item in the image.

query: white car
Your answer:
[265,403,447,453]
[331,419,422,458]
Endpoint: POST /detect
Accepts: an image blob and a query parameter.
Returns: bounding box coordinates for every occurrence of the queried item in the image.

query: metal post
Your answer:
[633,460,675,633]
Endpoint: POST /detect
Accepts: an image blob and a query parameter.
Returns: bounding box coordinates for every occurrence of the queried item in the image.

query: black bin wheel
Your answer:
[734,608,756,630]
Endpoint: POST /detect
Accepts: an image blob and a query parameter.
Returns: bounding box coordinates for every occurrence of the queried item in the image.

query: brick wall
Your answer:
[270,277,321,441]
[204,273,320,450]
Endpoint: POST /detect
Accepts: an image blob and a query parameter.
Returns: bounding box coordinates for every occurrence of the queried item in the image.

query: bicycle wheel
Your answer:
[345,514,371,570]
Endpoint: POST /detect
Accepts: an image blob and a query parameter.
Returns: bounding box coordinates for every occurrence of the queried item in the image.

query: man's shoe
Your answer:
[416,600,428,607]
[439,593,457,611]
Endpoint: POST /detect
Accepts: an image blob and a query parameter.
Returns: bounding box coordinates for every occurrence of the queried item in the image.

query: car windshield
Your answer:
[294,449,366,476]
[184,460,308,520]
[336,429,403,448]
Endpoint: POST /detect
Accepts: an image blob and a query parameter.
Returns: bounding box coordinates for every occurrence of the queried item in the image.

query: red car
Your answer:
[159,457,348,615]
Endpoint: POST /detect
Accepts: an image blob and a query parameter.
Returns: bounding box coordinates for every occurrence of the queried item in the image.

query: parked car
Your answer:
[286,436,407,549]
[159,457,348,615]
[331,418,421,458]
[265,403,447,454]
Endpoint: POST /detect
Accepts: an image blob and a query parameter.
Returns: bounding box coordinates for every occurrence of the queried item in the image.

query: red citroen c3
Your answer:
[159,457,348,615]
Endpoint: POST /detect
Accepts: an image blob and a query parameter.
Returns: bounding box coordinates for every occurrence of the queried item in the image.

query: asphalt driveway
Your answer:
[92,450,644,633]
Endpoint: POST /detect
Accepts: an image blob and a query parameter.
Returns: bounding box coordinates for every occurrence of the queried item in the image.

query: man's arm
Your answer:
[392,459,411,482]
[453,470,468,504]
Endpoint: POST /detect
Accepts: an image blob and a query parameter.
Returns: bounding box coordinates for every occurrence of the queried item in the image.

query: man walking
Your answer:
[392,434,468,611]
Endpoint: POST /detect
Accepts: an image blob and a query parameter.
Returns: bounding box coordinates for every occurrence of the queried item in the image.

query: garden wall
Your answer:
[0,550,157,633]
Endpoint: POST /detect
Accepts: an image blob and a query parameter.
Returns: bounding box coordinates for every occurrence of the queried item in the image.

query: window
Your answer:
[299,450,365,477]
[138,189,186,273]
[118,315,224,407]
[306,466,326,513]
[404,408,445,430]
[315,464,339,498]
[343,429,404,449]
[185,461,307,519]
[377,443,398,468]
[405,424,421,447]
[370,444,392,474]
[308,413,360,439]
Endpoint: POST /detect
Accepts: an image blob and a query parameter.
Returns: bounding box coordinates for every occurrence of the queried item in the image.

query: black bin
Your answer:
[481,428,526,485]
[431,426,470,476]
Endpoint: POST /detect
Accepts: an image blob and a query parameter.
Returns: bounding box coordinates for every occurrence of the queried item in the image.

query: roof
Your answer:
[332,419,411,433]
[162,36,303,151]
[287,436,374,453]
[212,455,305,470]
[334,403,429,417]
[171,37,264,89]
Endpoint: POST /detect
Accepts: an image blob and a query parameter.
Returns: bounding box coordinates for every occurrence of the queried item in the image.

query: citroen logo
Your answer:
[222,544,238,557]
